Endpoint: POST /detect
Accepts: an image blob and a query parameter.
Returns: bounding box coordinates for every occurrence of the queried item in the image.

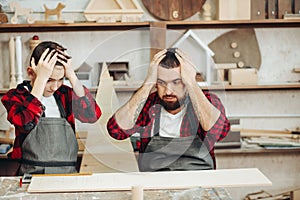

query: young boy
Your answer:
[1,41,102,175]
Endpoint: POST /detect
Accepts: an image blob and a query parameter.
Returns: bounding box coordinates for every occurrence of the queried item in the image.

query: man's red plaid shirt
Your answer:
[107,91,230,168]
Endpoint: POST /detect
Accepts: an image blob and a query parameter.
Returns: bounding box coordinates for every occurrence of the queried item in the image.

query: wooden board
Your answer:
[28,168,271,193]
[80,64,138,173]
[150,22,166,60]
[79,122,139,173]
[142,0,206,21]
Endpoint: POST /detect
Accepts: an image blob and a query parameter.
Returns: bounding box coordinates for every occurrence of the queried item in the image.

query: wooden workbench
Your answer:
[0,177,232,199]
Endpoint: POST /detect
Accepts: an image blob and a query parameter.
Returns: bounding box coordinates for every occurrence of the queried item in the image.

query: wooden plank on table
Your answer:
[27,168,272,193]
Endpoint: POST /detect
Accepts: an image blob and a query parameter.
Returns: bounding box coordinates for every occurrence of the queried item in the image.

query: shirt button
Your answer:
[152,113,155,116]
[24,122,35,131]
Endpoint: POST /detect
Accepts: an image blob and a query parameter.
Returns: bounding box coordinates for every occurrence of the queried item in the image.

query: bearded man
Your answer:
[107,48,229,171]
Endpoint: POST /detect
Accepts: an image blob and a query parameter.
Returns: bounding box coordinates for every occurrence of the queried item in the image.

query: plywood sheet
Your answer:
[28,168,272,193]
[79,122,139,173]
[80,62,138,173]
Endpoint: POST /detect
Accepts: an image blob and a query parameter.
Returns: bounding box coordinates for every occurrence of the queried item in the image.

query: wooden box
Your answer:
[217,0,251,20]
[229,68,258,85]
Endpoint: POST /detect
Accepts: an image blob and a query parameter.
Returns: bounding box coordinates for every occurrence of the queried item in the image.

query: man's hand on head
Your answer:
[144,49,167,86]
[175,49,197,85]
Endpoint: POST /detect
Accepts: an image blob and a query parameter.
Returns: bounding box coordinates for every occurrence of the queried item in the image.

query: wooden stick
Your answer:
[231,128,300,139]
[231,127,300,135]
[132,185,143,200]
[0,137,14,144]
[32,172,92,177]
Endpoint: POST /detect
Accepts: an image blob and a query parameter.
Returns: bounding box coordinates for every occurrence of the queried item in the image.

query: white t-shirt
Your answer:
[40,95,60,118]
[151,106,187,138]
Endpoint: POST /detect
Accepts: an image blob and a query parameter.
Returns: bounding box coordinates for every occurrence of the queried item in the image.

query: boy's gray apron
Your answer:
[19,94,78,175]
[139,104,213,171]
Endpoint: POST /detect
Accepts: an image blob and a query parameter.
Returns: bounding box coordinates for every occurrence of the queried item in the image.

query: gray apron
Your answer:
[19,96,78,175]
[139,104,214,172]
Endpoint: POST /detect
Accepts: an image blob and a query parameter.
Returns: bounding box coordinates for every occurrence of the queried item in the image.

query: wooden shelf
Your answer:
[0,22,150,33]
[165,19,300,29]
[0,19,299,32]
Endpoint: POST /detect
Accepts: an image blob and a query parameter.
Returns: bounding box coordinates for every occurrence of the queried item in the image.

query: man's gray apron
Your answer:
[139,104,214,171]
[19,95,78,175]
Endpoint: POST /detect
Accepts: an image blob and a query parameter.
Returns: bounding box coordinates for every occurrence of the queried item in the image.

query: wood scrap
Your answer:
[231,127,300,135]
[244,137,300,148]
[293,68,300,73]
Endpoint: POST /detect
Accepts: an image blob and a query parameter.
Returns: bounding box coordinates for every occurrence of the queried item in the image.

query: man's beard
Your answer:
[159,95,188,111]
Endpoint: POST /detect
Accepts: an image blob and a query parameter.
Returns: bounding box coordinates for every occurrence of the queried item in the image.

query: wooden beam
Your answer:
[149,22,166,60]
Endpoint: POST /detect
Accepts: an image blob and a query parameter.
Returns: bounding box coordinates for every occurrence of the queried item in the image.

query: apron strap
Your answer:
[186,102,199,136]
[54,93,67,119]
[153,106,161,136]
[24,81,66,118]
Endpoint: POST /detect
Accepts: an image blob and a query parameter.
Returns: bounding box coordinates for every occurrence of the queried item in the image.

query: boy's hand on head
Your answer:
[31,48,58,81]
[144,49,167,86]
[57,52,74,80]
[175,49,197,85]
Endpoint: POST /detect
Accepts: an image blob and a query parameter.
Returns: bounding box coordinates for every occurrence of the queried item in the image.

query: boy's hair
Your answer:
[30,41,68,67]
[159,48,180,69]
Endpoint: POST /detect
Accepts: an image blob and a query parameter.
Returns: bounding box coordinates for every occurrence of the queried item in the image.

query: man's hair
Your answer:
[30,41,68,67]
[159,48,180,69]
